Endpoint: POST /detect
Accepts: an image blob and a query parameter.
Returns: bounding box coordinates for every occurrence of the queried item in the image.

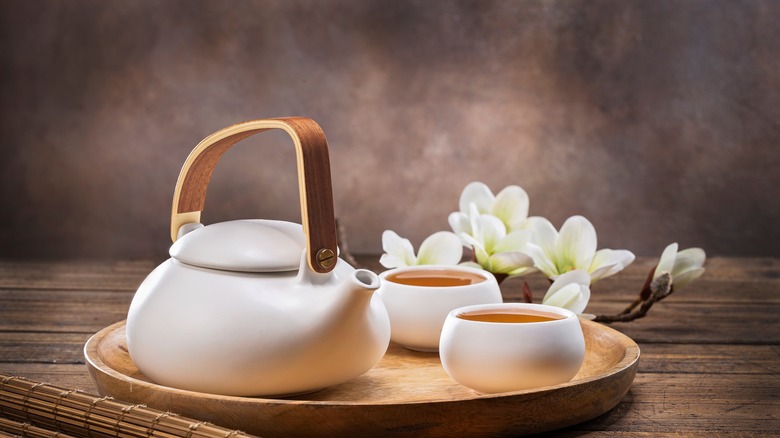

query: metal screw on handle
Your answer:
[316,248,336,270]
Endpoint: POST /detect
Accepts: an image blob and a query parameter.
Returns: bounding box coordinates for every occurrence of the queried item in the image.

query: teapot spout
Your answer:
[332,268,386,340]
[331,267,389,359]
[341,269,381,297]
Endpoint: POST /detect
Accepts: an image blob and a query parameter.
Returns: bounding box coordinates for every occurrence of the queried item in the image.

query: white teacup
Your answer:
[439,303,585,394]
[378,265,502,352]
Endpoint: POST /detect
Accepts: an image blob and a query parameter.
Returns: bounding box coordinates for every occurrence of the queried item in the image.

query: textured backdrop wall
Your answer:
[1,0,778,259]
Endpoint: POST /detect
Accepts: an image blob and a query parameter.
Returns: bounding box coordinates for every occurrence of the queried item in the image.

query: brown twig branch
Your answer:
[522,282,533,304]
[619,267,655,315]
[593,272,673,323]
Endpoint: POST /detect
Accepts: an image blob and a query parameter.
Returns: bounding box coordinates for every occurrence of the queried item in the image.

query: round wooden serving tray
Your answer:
[85,319,639,438]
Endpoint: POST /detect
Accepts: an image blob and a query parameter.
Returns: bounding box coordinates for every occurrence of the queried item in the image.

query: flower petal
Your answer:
[448,212,471,236]
[472,213,507,253]
[459,232,482,250]
[523,216,557,254]
[545,269,591,296]
[458,261,483,270]
[507,265,538,276]
[562,281,590,314]
[416,231,463,265]
[588,262,618,283]
[381,230,417,266]
[677,247,706,266]
[671,248,706,278]
[543,283,579,307]
[542,283,590,314]
[555,215,598,272]
[460,232,492,269]
[523,243,559,279]
[589,249,636,282]
[654,243,679,279]
[379,253,408,269]
[549,270,591,312]
[493,230,534,254]
[542,269,591,313]
[673,267,705,289]
[489,251,535,274]
[491,185,529,231]
[613,249,636,268]
[472,242,492,271]
[459,182,494,214]
[467,203,482,238]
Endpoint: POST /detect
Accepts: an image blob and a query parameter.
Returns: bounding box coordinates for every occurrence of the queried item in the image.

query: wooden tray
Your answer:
[85,319,639,437]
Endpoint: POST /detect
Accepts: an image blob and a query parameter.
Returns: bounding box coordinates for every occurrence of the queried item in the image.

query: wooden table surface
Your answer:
[0,256,778,436]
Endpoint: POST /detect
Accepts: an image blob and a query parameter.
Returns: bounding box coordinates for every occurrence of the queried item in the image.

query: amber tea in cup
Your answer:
[384,269,486,287]
[457,309,564,324]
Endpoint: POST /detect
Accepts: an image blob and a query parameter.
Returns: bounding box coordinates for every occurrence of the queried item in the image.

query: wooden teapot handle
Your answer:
[170,117,338,274]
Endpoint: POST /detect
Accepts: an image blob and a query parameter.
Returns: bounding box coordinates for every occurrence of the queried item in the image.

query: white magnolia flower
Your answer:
[379,230,463,269]
[523,215,635,283]
[457,206,536,276]
[448,181,530,236]
[542,269,592,314]
[448,182,536,276]
[654,243,706,289]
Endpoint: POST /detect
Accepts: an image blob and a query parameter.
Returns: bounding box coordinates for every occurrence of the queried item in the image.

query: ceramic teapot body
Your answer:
[127,246,389,397]
[125,118,390,397]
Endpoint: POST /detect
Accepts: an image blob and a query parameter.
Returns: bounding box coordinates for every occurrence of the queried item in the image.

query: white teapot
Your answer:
[126,118,391,397]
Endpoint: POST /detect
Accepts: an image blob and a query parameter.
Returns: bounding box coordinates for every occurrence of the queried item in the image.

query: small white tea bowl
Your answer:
[378,265,503,352]
[439,303,586,394]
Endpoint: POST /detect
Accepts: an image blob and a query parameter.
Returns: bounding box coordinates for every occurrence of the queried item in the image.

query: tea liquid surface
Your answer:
[385,270,486,287]
[458,311,564,323]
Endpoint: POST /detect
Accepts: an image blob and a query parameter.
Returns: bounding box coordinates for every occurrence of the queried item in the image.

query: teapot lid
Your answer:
[169,220,305,272]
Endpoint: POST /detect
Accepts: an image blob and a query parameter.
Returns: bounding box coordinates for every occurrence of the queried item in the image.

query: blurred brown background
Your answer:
[1,0,778,260]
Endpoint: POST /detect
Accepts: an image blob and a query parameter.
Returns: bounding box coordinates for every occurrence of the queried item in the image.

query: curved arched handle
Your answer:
[170,117,338,274]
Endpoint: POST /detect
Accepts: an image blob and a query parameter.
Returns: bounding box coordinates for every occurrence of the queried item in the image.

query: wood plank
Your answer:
[637,344,780,375]
[0,332,91,364]
[589,302,780,344]
[0,364,95,392]
[686,257,780,281]
[565,373,780,434]
[549,433,768,437]
[0,260,157,290]
[0,289,134,304]
[0,289,131,333]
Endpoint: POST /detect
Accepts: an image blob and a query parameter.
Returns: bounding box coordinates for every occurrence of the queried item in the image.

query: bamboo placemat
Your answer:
[0,416,77,438]
[0,375,257,438]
